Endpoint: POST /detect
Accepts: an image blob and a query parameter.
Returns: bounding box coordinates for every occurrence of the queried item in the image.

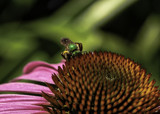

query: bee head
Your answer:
[60,38,73,46]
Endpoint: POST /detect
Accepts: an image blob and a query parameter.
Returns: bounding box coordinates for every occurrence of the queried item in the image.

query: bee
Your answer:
[60,38,83,60]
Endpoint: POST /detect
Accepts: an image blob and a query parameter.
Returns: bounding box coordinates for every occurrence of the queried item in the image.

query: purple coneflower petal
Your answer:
[0,61,64,113]
[0,110,48,114]
[0,90,48,113]
[12,61,64,84]
[0,95,48,113]
[0,94,47,103]
[0,102,43,111]
[12,71,56,84]
[23,61,64,74]
[0,82,51,94]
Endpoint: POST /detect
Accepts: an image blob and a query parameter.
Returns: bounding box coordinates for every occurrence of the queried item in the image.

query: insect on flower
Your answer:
[60,38,83,60]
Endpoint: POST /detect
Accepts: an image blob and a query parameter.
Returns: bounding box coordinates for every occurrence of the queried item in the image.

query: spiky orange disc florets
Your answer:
[42,52,160,113]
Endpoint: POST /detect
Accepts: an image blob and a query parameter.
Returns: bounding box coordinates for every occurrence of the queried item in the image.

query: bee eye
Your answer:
[64,39,67,42]
[61,38,71,44]
[61,38,67,42]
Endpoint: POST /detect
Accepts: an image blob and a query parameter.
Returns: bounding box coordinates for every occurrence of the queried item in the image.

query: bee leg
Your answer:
[61,51,72,60]
[61,52,67,60]
[66,54,71,60]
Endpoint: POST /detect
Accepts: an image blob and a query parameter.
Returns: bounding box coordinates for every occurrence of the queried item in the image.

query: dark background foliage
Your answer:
[0,0,159,86]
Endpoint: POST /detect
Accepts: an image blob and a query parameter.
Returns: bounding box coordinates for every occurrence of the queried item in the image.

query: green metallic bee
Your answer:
[60,38,83,60]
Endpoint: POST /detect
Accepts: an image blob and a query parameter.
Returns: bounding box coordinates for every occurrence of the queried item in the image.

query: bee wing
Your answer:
[75,43,83,51]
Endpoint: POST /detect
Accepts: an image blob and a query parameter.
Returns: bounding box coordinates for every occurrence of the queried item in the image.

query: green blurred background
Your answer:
[0,0,160,86]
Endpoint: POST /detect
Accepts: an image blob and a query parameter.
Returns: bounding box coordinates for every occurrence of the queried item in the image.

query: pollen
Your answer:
[41,51,160,113]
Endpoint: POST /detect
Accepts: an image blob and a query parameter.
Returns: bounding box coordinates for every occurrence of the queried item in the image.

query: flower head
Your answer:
[0,52,160,114]
[42,52,160,113]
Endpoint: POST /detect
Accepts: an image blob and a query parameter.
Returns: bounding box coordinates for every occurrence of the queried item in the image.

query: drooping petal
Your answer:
[0,94,48,113]
[0,110,49,114]
[12,61,65,84]
[23,61,64,74]
[0,61,65,114]
[0,94,47,103]
[12,70,55,84]
[0,82,51,94]
[0,102,42,110]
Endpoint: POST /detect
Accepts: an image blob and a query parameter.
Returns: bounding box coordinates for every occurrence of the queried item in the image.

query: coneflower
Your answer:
[41,51,160,113]
[0,52,159,113]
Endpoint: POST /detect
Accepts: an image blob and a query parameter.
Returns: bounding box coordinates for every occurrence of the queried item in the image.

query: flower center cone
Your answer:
[41,51,160,113]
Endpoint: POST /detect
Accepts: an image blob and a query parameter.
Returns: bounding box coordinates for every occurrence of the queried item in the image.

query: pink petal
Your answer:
[12,61,65,83]
[0,102,42,111]
[0,61,65,114]
[0,82,51,94]
[0,94,47,112]
[23,61,65,74]
[0,110,48,114]
[12,70,56,84]
[0,94,47,103]
[50,60,65,69]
